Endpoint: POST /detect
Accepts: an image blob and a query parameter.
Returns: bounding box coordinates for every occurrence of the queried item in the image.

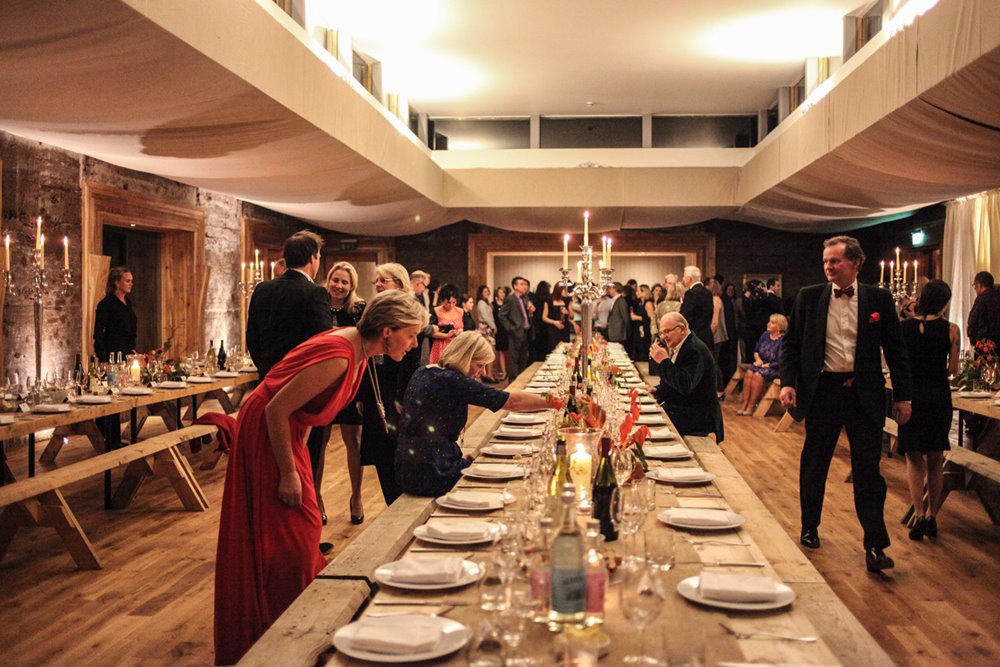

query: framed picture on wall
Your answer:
[741,273,781,293]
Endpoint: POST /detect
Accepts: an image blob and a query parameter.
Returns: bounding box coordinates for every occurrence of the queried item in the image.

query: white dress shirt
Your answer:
[670,332,692,363]
[824,279,859,372]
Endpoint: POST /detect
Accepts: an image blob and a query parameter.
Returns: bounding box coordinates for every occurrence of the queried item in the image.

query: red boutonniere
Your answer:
[869,312,881,324]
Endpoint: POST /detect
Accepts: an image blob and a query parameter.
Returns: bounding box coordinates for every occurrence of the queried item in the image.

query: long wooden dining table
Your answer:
[240,362,892,666]
[0,372,257,486]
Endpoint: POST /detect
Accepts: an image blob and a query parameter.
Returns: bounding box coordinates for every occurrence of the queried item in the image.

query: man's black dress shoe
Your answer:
[865,547,894,572]
[319,542,334,555]
[800,528,820,549]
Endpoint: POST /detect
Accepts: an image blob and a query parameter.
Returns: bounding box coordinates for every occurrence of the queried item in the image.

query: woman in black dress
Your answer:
[897,280,960,541]
[492,286,509,378]
[542,283,573,353]
[94,266,137,448]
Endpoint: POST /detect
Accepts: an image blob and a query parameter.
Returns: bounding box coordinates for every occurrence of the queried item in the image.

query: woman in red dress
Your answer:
[214,290,428,665]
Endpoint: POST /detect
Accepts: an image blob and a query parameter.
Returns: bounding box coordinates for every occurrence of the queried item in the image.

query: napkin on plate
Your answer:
[350,617,442,654]
[424,521,492,541]
[488,443,532,456]
[469,463,518,477]
[698,572,781,603]
[494,426,543,438]
[214,371,240,378]
[445,490,499,508]
[665,508,734,527]
[156,381,187,389]
[637,414,665,425]
[655,467,707,482]
[644,444,689,457]
[74,395,112,404]
[504,413,544,424]
[121,387,154,395]
[388,557,465,584]
[647,427,677,440]
[185,375,214,383]
[31,404,72,413]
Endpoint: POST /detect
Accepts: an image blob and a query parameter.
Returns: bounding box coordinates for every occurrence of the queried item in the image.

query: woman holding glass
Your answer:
[395,331,552,497]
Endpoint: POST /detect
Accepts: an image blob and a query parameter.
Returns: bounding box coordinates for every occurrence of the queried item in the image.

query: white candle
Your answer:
[254,248,260,274]
[895,247,900,268]
[130,358,141,383]
[879,260,885,284]
[270,261,276,280]
[39,233,44,270]
[903,261,909,283]
[576,260,582,284]
[583,211,589,247]
[241,261,246,285]
[913,260,918,282]
[4,235,9,272]
[563,235,569,270]
[599,259,604,270]
[606,238,612,269]
[890,260,894,279]
[569,443,592,502]
[35,216,42,250]
[63,236,69,270]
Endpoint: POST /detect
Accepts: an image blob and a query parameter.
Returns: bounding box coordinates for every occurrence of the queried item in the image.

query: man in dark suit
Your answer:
[764,278,785,316]
[679,265,714,347]
[498,275,535,380]
[968,271,1000,347]
[780,235,912,573]
[246,231,333,547]
[647,312,724,442]
[607,282,631,346]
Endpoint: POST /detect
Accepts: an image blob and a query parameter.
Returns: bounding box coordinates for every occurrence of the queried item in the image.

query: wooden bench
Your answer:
[723,364,749,397]
[0,424,216,570]
[901,446,1000,526]
[753,378,783,418]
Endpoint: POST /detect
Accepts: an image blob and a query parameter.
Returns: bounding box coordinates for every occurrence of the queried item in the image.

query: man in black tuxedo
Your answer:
[779,235,912,573]
[246,231,333,545]
[764,278,785,316]
[498,276,535,380]
[679,265,714,347]
[647,313,724,442]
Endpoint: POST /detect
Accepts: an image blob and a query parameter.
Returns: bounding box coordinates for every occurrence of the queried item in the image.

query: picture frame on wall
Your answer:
[741,273,781,293]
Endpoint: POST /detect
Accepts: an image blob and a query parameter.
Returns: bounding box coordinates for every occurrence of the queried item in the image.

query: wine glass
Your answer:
[612,447,636,487]
[613,485,646,563]
[619,562,666,666]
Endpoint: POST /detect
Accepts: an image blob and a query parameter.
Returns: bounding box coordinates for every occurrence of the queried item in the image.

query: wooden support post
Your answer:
[40,421,106,464]
[0,491,102,569]
[110,446,208,511]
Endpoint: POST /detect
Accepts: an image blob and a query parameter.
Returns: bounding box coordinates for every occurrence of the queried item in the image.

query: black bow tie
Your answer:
[834,286,855,298]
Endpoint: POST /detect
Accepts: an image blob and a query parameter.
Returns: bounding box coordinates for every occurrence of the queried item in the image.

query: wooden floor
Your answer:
[1,387,998,666]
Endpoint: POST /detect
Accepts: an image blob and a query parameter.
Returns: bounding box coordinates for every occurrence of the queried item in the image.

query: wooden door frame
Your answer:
[82,182,206,361]
[467,231,715,295]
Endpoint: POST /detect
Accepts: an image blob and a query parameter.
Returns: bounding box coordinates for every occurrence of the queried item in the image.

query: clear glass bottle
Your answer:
[583,518,608,626]
[206,339,217,370]
[548,437,571,497]
[529,516,554,623]
[549,485,586,629]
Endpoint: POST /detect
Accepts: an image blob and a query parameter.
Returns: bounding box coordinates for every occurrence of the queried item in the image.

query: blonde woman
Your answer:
[738,313,787,415]
[325,261,366,524]
[395,331,555,496]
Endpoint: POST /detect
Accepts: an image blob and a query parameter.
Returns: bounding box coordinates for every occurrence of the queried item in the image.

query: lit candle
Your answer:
[606,238,612,269]
[63,236,69,270]
[903,261,909,283]
[576,260,582,284]
[4,235,9,272]
[35,216,42,250]
[39,233,44,270]
[254,248,260,273]
[241,261,246,285]
[270,260,275,280]
[563,234,569,270]
[913,259,918,282]
[599,259,604,270]
[895,247,900,268]
[890,260,894,280]
[569,443,592,503]
[130,358,141,383]
[879,260,885,284]
[601,236,607,265]
[583,211,589,247]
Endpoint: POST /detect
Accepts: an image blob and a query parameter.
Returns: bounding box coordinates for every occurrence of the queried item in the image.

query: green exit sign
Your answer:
[340,239,358,251]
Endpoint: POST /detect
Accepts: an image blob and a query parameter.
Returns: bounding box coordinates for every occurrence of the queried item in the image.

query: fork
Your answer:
[720,622,817,643]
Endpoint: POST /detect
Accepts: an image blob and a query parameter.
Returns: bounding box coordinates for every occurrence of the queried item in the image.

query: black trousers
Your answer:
[306,425,331,491]
[507,335,531,380]
[800,373,890,550]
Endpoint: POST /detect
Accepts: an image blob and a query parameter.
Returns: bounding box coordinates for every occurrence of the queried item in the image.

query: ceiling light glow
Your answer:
[379,53,484,101]
[699,7,844,62]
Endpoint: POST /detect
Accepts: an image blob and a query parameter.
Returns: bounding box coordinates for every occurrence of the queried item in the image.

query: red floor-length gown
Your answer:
[214,332,365,665]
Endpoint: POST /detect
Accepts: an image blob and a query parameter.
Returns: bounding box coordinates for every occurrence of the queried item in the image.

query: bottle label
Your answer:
[530,568,550,602]
[551,568,586,614]
[586,571,606,613]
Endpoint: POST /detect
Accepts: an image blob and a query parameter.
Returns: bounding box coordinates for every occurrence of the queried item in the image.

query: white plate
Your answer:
[643,446,693,460]
[493,427,543,439]
[676,575,795,611]
[646,428,678,441]
[501,415,546,426]
[524,387,548,394]
[31,404,73,413]
[435,491,515,511]
[214,371,240,378]
[0,415,15,425]
[657,509,746,531]
[238,366,258,373]
[333,615,471,663]
[618,387,649,395]
[461,465,525,480]
[72,395,113,404]
[184,375,214,384]
[155,381,188,389]
[120,387,154,396]
[636,415,666,425]
[647,468,717,485]
[957,391,992,398]
[413,523,503,545]
[482,444,535,457]
[375,558,485,590]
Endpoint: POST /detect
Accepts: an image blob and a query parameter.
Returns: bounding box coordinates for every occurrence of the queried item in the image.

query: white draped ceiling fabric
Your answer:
[945,189,1000,343]
[0,0,998,237]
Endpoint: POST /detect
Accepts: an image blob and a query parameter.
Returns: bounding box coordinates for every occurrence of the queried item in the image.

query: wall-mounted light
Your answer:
[911,228,926,246]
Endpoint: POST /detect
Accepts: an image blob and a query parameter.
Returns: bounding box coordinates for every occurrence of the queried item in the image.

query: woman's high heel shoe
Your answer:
[926,516,938,538]
[321,512,328,526]
[350,500,364,525]
[908,516,927,541]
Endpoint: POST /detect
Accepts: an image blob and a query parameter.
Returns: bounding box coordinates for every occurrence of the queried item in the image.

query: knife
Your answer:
[679,560,766,568]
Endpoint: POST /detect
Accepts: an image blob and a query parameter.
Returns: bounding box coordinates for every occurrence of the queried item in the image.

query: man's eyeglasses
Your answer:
[659,325,685,336]
[373,277,396,286]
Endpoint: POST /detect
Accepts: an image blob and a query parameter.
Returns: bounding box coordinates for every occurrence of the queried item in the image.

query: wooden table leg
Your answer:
[28,434,35,478]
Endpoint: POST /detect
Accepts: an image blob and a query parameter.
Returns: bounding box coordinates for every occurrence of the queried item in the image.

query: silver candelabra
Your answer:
[560,241,614,387]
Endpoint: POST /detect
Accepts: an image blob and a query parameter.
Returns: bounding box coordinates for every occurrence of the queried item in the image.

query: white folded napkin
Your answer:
[504,413,544,424]
[665,508,734,527]
[121,387,154,395]
[0,414,16,425]
[524,387,548,394]
[351,617,442,654]
[487,443,533,456]
[156,381,187,389]
[388,557,464,584]
[639,404,661,413]
[698,572,781,603]
[445,490,498,508]
[494,426,543,438]
[655,467,707,482]
[31,404,72,413]
[644,444,689,457]
[424,521,492,541]
[637,414,665,425]
[647,427,677,440]
[238,366,258,373]
[74,395,112,404]
[214,371,240,378]
[185,375,213,383]
[469,463,518,477]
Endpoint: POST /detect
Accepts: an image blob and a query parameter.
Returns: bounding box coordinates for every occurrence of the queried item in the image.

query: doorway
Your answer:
[102,226,161,353]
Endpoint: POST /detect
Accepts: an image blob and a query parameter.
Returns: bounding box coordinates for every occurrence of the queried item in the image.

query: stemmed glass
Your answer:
[612,446,636,487]
[620,561,666,666]
[982,361,998,391]
[613,484,646,563]
[495,575,540,666]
